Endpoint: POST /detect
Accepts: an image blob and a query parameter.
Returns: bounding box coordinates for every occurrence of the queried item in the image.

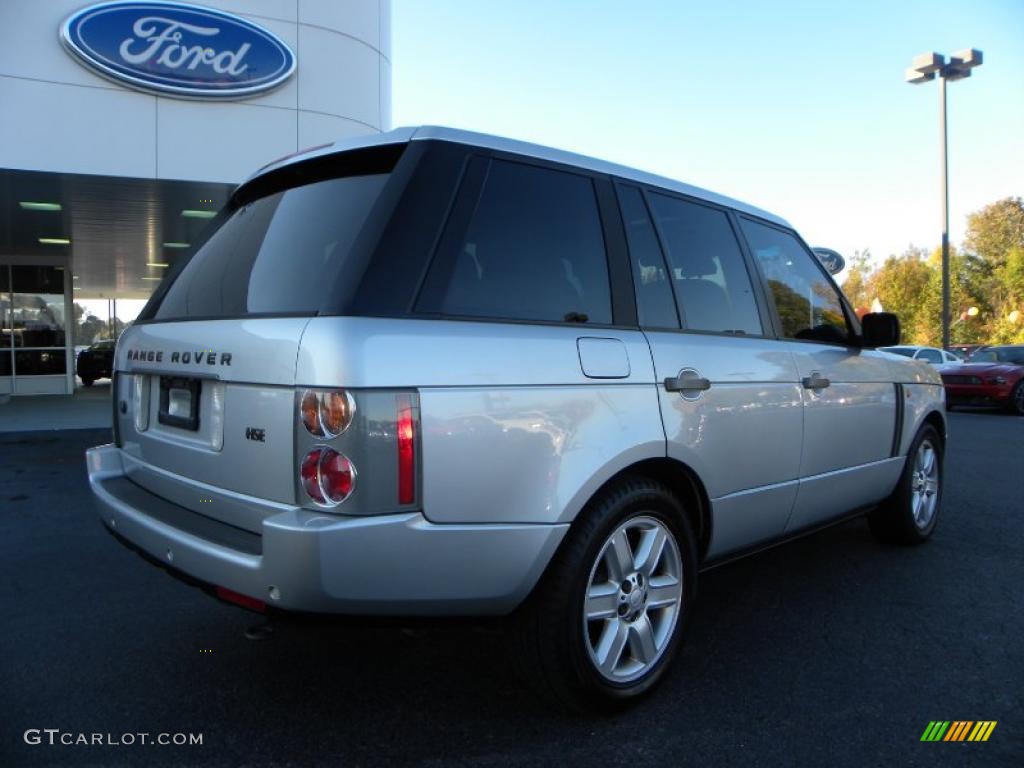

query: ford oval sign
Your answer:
[60,1,296,99]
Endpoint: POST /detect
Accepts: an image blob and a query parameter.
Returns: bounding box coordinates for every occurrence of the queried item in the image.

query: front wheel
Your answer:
[511,477,697,712]
[868,424,943,545]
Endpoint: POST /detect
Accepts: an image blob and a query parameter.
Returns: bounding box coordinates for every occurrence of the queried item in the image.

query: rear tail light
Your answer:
[300,447,356,506]
[300,389,355,438]
[397,394,416,505]
[296,389,418,514]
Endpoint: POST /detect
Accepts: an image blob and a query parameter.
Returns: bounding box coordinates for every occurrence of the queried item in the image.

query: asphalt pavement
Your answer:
[2,411,1022,767]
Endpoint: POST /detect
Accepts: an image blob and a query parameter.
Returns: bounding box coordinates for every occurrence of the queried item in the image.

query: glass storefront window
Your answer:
[11,266,66,348]
[1,264,69,390]
[14,350,67,375]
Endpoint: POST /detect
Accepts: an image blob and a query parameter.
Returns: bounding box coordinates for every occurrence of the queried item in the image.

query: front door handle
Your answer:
[802,372,831,390]
[664,371,711,393]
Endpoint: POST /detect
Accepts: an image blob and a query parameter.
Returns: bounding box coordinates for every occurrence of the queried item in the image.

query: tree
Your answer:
[71,302,106,346]
[839,250,872,315]
[963,197,1024,344]
[915,248,987,345]
[865,249,932,342]
[964,197,1024,270]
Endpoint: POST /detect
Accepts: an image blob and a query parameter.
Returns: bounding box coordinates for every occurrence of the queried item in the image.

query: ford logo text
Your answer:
[60,1,296,99]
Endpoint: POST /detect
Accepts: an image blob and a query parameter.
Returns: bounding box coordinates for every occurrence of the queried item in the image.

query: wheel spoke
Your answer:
[595,619,629,675]
[646,576,681,609]
[630,614,659,664]
[634,525,667,577]
[605,528,635,581]
[585,582,620,621]
[921,445,935,475]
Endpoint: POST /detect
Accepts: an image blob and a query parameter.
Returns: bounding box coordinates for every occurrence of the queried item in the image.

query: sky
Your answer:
[391,0,1024,277]
[88,0,1022,325]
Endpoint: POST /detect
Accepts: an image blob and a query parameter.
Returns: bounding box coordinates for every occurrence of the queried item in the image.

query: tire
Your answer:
[1007,381,1024,415]
[868,424,943,545]
[511,476,697,712]
[81,377,95,387]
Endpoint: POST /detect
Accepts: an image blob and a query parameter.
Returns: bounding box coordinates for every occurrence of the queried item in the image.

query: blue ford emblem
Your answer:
[60,1,296,99]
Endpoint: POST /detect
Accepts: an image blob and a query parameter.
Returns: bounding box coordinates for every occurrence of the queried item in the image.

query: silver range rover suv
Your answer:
[87,126,946,711]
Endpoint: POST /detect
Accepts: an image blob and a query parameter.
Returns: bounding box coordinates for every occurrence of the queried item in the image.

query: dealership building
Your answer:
[0,0,391,395]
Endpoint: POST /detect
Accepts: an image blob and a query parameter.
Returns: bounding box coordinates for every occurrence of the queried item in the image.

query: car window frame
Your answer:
[611,180,775,339]
[736,214,862,347]
[413,151,637,330]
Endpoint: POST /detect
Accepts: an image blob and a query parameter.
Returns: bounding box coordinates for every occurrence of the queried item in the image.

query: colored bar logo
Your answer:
[920,721,997,742]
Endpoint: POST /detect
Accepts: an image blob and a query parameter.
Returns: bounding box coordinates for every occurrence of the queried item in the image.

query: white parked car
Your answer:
[880,345,963,369]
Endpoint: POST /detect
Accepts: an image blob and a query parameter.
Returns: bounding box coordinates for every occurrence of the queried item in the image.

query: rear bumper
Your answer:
[86,444,567,615]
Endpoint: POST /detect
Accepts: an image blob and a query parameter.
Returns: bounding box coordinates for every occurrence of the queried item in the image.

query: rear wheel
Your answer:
[80,377,95,387]
[1008,381,1024,415]
[868,424,943,545]
[512,477,697,712]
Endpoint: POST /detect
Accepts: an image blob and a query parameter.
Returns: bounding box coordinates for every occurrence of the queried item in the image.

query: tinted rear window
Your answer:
[151,173,388,320]
[418,158,612,325]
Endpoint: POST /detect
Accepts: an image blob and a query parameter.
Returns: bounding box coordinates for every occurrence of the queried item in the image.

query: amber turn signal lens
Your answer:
[300,390,322,436]
[300,389,355,438]
[320,390,355,437]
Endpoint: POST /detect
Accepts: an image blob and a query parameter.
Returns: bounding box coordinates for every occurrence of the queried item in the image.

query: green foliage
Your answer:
[839,198,1024,346]
[964,197,1024,269]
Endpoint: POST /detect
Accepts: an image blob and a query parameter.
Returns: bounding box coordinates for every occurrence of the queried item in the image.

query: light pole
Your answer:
[905,48,982,350]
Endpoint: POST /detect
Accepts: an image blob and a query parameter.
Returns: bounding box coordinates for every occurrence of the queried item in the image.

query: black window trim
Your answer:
[411,150,634,330]
[612,181,680,331]
[735,213,863,348]
[621,181,775,340]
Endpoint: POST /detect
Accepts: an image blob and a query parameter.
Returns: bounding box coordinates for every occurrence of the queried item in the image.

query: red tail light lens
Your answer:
[300,448,327,504]
[320,449,356,503]
[300,389,355,438]
[300,447,356,506]
[397,394,416,505]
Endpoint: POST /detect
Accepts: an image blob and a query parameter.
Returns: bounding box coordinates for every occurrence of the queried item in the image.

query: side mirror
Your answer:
[812,247,846,275]
[861,312,901,347]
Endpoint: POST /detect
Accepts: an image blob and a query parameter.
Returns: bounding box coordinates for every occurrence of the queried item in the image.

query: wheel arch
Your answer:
[575,457,712,563]
[922,409,947,447]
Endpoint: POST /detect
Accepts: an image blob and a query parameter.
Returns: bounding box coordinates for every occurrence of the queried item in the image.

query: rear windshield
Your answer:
[149,171,389,321]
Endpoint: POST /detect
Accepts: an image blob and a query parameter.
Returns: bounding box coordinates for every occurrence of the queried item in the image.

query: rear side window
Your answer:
[646,193,763,336]
[152,174,388,320]
[419,158,612,325]
[917,349,942,363]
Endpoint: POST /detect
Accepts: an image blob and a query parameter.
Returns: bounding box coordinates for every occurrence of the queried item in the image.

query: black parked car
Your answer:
[76,339,116,386]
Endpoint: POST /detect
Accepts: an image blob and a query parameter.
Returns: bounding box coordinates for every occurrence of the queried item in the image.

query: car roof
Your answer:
[248,125,791,228]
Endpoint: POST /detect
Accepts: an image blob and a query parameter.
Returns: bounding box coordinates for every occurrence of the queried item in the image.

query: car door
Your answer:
[737,217,900,532]
[617,184,803,558]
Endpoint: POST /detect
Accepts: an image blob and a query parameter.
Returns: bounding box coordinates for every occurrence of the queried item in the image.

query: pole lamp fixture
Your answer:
[905,48,982,350]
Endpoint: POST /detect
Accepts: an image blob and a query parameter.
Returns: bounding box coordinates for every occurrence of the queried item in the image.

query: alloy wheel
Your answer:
[582,515,683,683]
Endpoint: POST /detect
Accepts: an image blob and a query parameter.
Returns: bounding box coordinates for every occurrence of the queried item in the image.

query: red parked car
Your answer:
[940,345,1024,415]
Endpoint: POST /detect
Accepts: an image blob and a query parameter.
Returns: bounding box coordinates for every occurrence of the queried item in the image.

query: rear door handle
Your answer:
[802,372,831,390]
[664,371,711,393]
